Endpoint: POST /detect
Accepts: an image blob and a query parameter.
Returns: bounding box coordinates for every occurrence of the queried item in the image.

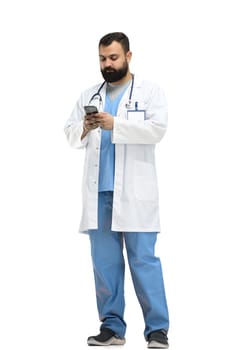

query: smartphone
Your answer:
[84,105,98,115]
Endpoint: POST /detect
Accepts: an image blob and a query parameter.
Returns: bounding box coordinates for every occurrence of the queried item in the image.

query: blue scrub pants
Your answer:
[88,192,169,340]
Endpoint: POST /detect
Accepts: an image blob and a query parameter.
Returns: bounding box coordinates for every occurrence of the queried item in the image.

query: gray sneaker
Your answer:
[87,327,126,346]
[147,330,169,349]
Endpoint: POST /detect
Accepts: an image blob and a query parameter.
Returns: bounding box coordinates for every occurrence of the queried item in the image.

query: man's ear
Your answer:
[126,51,132,63]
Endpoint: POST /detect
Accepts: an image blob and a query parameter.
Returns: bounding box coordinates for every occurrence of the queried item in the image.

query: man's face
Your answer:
[99,41,131,83]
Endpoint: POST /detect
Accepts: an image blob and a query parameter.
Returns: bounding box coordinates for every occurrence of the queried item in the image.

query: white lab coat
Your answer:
[64,75,168,233]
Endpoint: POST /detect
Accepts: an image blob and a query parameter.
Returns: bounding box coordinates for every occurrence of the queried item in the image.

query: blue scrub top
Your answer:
[98,86,128,192]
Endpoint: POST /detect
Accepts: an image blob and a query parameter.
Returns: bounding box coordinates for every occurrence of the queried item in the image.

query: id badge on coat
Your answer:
[127,102,146,121]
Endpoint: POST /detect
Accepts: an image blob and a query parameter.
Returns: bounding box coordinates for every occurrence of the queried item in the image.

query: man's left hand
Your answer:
[95,112,114,130]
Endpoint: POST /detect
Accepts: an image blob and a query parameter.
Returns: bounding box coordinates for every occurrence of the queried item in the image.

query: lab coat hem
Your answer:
[77,225,161,234]
[78,225,97,234]
[111,225,161,233]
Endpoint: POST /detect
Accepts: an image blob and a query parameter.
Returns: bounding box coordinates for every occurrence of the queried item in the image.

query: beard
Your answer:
[101,61,129,83]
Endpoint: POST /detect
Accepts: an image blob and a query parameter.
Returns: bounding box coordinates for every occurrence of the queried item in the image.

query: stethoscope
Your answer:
[88,73,135,109]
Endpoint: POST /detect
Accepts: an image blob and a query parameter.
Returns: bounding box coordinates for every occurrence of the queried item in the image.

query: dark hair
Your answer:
[98,32,130,53]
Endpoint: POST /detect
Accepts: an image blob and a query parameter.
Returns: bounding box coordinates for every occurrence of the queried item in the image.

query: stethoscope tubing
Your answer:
[88,74,134,108]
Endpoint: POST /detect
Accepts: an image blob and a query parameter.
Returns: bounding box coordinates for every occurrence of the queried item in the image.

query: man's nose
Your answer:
[103,58,113,67]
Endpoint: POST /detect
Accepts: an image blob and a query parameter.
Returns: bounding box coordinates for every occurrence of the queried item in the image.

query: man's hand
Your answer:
[83,114,100,131]
[81,113,100,140]
[94,112,114,130]
[81,112,114,140]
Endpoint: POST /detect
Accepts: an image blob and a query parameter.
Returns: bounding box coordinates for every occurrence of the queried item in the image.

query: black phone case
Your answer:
[84,105,98,114]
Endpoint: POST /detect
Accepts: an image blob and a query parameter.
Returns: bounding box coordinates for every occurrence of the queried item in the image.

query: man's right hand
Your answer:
[81,114,100,140]
[83,114,100,131]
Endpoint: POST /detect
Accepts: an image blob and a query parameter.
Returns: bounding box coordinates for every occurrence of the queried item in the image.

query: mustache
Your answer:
[102,67,116,73]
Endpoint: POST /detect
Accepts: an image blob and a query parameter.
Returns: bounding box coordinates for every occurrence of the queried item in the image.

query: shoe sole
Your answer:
[87,336,126,346]
[147,340,169,349]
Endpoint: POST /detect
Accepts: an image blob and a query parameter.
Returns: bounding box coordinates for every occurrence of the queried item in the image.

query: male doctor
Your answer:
[64,32,169,348]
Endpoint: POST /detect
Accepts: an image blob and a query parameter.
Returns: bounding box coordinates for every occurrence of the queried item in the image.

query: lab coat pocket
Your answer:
[134,161,158,202]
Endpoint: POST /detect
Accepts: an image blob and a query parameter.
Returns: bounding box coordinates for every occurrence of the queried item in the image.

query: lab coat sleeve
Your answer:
[64,97,89,149]
[112,85,168,144]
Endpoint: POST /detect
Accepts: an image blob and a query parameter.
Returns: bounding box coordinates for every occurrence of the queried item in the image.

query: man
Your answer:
[64,32,169,348]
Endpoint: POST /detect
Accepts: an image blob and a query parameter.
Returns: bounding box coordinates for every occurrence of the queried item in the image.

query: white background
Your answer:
[1,0,233,349]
